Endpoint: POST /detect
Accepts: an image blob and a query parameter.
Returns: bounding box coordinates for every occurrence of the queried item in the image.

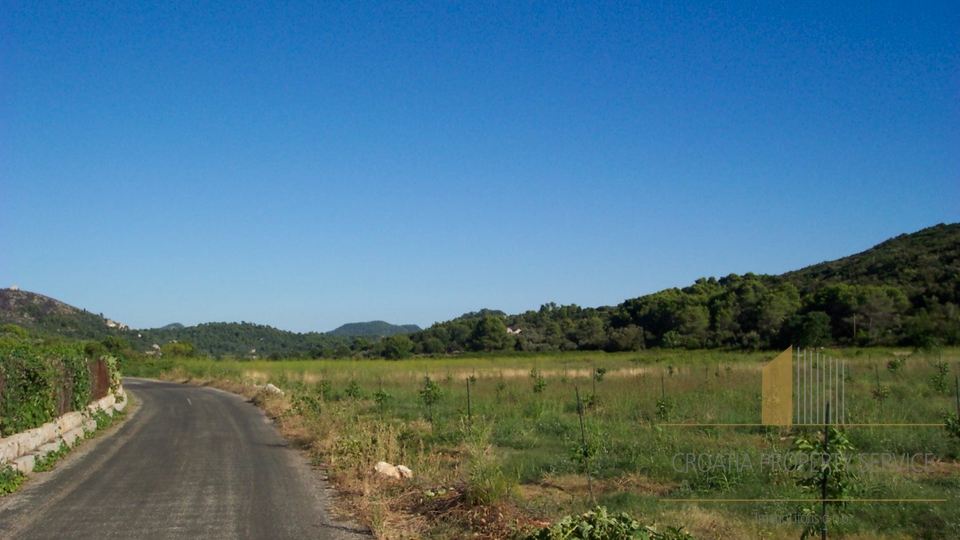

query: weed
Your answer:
[531,368,547,393]
[344,380,363,400]
[522,506,695,540]
[887,357,904,376]
[316,380,332,400]
[420,376,443,423]
[930,361,950,395]
[292,394,322,417]
[943,412,960,440]
[33,441,69,472]
[373,388,391,408]
[655,398,674,421]
[0,466,25,496]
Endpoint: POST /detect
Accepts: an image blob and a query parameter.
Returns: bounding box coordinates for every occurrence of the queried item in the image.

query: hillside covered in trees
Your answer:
[3,223,957,359]
[406,223,959,355]
[327,321,422,337]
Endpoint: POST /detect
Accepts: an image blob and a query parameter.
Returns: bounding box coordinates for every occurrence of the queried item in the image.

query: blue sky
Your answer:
[2,1,957,332]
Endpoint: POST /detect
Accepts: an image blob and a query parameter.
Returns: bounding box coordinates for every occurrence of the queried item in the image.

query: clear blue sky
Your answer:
[2,1,957,333]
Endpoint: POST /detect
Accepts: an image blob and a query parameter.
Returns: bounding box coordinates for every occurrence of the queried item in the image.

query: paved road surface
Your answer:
[0,378,367,540]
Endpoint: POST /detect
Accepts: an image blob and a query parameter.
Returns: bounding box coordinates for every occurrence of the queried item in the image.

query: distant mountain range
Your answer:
[0,290,417,358]
[3,222,957,356]
[328,321,421,337]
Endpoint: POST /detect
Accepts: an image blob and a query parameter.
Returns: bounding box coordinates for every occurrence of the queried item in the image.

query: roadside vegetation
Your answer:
[0,325,126,495]
[140,347,960,540]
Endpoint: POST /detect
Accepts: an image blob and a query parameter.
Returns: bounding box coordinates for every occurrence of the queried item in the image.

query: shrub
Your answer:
[943,412,960,440]
[930,361,950,395]
[420,377,443,423]
[0,466,25,495]
[0,343,94,436]
[522,506,695,540]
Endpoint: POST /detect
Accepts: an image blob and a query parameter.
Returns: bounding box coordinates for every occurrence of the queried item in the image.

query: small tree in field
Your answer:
[420,376,443,424]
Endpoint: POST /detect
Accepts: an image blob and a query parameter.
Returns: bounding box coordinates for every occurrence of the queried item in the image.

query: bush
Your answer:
[522,506,695,540]
[0,324,29,339]
[0,343,96,437]
[0,466,25,495]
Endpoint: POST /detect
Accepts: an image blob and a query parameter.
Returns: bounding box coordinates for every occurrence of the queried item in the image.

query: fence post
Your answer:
[466,377,472,433]
[575,386,594,502]
[821,402,830,540]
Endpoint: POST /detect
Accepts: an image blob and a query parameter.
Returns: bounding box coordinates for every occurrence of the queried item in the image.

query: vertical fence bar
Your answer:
[836,357,840,424]
[828,356,832,424]
[803,350,807,424]
[831,357,835,424]
[821,352,826,426]
[803,350,813,424]
[797,347,801,425]
[820,352,825,425]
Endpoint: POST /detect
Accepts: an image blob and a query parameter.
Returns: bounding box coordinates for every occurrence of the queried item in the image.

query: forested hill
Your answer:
[781,223,959,303]
[408,223,960,354]
[0,290,354,358]
[328,321,421,337]
[4,223,957,358]
[134,322,354,359]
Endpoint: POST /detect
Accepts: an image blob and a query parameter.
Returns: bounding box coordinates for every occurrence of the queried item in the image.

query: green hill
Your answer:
[328,321,421,337]
[410,223,960,353]
[135,322,349,359]
[781,222,959,305]
[4,222,957,357]
[0,289,350,359]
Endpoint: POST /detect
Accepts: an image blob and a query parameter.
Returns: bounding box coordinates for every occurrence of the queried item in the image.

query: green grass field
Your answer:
[129,348,960,539]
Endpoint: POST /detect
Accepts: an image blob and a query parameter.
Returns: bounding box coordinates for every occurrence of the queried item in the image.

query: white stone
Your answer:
[39,422,59,443]
[83,419,97,433]
[20,429,43,454]
[373,461,413,480]
[37,442,61,457]
[62,428,84,447]
[58,412,84,433]
[0,440,15,463]
[12,454,35,474]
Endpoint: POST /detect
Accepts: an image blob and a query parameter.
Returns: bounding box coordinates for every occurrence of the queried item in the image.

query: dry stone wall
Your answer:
[0,386,127,474]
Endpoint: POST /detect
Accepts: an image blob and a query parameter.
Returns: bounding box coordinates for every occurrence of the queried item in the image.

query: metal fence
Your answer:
[795,348,846,425]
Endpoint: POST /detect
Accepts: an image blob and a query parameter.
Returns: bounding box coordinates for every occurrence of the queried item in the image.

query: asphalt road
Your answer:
[0,378,368,540]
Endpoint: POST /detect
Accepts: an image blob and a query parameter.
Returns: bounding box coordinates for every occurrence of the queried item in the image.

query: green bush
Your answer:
[0,466,25,495]
[0,343,95,437]
[522,506,695,540]
[0,324,29,339]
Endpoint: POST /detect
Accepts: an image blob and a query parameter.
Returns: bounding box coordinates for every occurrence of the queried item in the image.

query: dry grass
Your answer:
[151,349,960,540]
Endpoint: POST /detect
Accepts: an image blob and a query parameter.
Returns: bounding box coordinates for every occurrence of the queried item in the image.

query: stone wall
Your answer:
[0,386,127,474]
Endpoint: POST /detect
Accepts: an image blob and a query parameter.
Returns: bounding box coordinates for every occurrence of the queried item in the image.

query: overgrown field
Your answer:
[132,348,960,540]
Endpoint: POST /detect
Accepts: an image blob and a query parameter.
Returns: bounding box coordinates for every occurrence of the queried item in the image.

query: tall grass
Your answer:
[149,348,960,539]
